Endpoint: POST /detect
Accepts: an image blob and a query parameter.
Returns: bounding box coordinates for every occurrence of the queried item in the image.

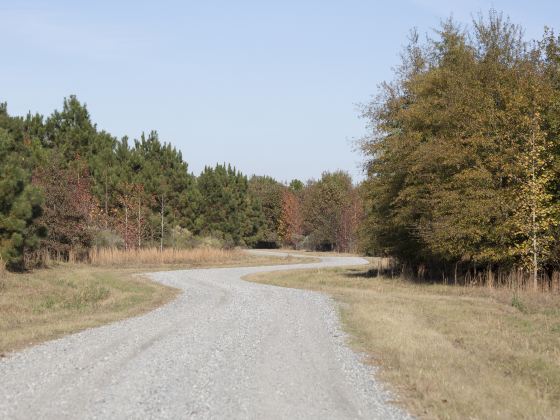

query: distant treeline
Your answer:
[0,97,362,271]
[360,11,560,289]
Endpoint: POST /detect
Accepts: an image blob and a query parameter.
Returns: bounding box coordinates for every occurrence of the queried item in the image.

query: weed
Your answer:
[512,294,528,313]
[64,285,111,310]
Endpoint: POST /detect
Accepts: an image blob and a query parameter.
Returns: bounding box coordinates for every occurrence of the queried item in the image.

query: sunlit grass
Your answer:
[0,265,178,354]
[0,250,309,354]
[89,247,246,266]
[246,266,560,419]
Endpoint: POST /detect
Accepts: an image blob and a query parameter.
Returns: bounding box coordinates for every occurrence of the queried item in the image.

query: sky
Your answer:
[1,0,558,182]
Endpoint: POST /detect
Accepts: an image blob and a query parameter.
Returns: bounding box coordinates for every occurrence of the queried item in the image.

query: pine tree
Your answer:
[196,164,262,246]
[0,128,44,270]
[248,176,285,246]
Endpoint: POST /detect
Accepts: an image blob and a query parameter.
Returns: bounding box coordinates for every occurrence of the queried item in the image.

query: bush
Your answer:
[93,229,124,249]
[165,226,227,249]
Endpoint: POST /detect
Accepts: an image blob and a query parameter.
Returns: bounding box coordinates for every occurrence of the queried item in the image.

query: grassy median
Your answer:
[246,265,560,419]
[0,250,309,355]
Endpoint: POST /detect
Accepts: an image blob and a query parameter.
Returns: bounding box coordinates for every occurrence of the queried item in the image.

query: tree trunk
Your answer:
[104,172,108,228]
[454,261,458,285]
[533,209,538,291]
[137,197,141,248]
[160,195,164,253]
[124,203,128,251]
[531,130,538,292]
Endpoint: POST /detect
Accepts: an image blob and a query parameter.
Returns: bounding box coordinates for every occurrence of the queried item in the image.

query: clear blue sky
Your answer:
[1,1,557,182]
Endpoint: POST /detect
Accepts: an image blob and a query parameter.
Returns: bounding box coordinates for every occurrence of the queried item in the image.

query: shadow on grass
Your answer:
[343,268,381,279]
[343,268,424,283]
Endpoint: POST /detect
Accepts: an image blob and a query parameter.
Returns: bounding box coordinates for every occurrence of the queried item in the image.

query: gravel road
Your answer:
[0,252,409,419]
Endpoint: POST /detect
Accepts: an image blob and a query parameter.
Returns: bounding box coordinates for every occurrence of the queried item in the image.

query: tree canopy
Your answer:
[0,97,363,270]
[360,12,560,286]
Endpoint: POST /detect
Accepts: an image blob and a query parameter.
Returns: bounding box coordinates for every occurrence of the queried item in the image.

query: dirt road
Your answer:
[0,253,408,419]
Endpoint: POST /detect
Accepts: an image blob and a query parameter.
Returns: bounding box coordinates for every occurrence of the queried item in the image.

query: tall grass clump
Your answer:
[372,256,560,293]
[88,247,243,266]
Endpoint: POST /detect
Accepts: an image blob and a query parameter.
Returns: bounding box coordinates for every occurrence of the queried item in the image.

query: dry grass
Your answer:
[88,247,310,268]
[0,265,178,355]
[90,247,245,266]
[246,265,560,419]
[0,257,6,286]
[0,250,310,355]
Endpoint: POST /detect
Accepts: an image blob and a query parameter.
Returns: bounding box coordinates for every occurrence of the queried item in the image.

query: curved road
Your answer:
[0,252,408,419]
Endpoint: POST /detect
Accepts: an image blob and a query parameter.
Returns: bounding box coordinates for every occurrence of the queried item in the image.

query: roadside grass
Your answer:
[245,265,560,419]
[0,265,177,355]
[0,250,309,355]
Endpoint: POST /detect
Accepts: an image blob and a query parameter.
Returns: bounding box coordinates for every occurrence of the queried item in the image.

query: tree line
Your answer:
[0,97,362,271]
[360,11,560,289]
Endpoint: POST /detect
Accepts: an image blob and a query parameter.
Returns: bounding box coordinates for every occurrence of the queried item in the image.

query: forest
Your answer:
[3,11,560,293]
[0,97,362,271]
[360,12,560,290]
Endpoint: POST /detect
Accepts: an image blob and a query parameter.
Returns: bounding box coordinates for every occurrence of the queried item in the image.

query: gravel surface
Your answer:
[0,252,409,419]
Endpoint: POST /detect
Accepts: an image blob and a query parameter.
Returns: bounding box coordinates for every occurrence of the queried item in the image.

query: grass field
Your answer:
[0,250,308,355]
[246,265,560,419]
